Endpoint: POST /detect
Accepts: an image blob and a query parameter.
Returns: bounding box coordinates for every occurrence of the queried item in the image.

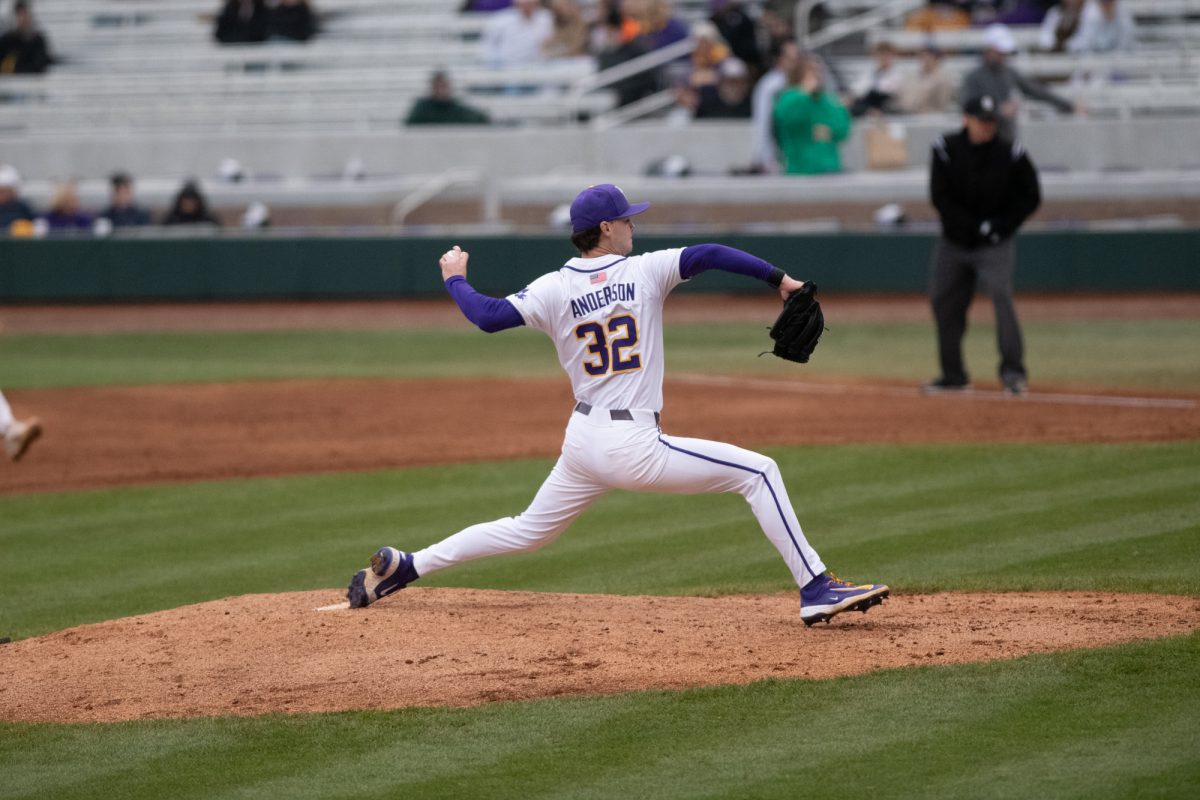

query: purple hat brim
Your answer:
[622,201,651,219]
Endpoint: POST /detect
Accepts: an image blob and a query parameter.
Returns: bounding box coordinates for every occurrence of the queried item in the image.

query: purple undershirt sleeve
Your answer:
[679,243,784,285]
[444,275,525,333]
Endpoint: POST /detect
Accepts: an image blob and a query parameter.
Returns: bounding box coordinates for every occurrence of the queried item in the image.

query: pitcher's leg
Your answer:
[649,434,826,587]
[413,457,606,577]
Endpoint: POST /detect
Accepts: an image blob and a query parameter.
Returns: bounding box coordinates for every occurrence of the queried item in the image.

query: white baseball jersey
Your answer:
[505,249,685,412]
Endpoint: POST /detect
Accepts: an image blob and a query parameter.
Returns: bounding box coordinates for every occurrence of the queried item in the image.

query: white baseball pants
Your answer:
[412,407,826,588]
[0,390,14,434]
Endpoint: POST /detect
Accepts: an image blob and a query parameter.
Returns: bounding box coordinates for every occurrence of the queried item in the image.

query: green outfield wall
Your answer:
[1,230,1196,301]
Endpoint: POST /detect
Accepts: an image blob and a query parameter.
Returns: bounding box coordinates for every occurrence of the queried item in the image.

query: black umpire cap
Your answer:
[963,94,1000,121]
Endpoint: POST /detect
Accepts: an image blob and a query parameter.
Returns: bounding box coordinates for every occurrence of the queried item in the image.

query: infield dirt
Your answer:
[3,375,1198,496]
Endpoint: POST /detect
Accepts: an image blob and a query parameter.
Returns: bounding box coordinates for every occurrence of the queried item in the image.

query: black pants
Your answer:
[929,237,1026,385]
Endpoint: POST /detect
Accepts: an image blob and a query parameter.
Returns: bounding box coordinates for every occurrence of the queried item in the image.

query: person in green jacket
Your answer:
[404,70,491,126]
[772,56,851,175]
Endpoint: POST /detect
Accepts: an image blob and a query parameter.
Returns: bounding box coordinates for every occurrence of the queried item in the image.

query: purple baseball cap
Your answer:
[569,184,651,232]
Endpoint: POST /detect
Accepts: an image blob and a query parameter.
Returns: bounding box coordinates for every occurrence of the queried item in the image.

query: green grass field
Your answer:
[1,313,1198,799]
[2,318,1199,390]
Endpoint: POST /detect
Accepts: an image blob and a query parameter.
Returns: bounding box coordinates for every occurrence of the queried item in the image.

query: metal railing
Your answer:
[566,37,696,127]
[391,169,486,226]
[795,0,925,51]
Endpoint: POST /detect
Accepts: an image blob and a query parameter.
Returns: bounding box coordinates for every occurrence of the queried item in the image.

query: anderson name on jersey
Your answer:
[506,248,686,414]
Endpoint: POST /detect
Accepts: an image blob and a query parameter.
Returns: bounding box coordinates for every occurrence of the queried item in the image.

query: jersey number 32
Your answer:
[575,314,641,376]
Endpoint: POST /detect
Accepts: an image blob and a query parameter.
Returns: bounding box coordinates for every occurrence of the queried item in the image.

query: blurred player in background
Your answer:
[924,94,1041,396]
[0,390,41,461]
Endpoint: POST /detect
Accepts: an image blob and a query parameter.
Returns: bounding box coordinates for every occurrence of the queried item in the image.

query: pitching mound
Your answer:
[3,589,1197,723]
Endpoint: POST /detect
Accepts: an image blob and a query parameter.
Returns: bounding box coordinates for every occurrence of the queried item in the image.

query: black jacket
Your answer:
[215,0,268,44]
[930,129,1041,249]
[267,4,317,42]
[0,30,51,73]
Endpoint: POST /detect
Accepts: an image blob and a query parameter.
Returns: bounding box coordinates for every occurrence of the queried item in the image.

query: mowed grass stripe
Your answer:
[1,634,1197,800]
[2,319,1198,389]
[2,443,1198,641]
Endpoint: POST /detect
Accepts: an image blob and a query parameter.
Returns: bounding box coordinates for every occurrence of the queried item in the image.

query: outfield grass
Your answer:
[2,319,1198,390]
[3,314,1198,798]
[2,634,1197,800]
[3,442,1197,641]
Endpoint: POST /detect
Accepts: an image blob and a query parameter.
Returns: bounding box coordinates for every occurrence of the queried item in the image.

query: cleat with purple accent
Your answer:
[800,573,889,626]
[346,547,419,608]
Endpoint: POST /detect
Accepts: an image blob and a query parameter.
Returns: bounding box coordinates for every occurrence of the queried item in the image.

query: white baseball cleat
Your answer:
[5,417,42,462]
[346,547,419,608]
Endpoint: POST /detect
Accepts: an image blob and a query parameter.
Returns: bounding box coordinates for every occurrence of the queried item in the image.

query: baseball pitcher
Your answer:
[348,184,888,626]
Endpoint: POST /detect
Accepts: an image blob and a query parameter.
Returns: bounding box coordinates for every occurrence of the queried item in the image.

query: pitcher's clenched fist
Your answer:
[439,245,469,281]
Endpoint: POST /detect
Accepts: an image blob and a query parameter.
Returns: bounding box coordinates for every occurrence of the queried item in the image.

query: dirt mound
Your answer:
[2,589,1197,723]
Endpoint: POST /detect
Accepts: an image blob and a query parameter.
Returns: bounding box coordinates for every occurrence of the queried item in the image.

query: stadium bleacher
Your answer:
[1,0,1199,229]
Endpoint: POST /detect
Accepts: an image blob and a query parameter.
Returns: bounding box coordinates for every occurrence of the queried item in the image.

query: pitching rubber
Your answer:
[316,602,351,612]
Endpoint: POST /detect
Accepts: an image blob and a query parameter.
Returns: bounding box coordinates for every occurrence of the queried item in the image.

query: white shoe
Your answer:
[5,417,42,462]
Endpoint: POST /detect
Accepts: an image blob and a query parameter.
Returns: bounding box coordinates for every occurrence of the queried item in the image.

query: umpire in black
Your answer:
[924,94,1041,396]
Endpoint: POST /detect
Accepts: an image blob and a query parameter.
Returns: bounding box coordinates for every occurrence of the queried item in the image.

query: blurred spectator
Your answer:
[481,0,553,68]
[0,164,35,230]
[1068,0,1135,53]
[750,38,799,173]
[101,172,152,228]
[988,1,1056,25]
[896,44,956,113]
[962,23,1078,138]
[0,1,52,74]
[266,0,318,43]
[404,70,490,125]
[759,1,796,55]
[215,0,268,44]
[905,0,971,32]
[925,93,1041,396]
[543,0,588,59]
[42,181,93,232]
[1038,0,1086,52]
[594,8,657,106]
[461,0,513,10]
[695,57,752,118]
[688,21,730,89]
[586,0,616,52]
[709,1,763,77]
[626,0,688,51]
[162,181,222,226]
[773,55,851,175]
[848,41,902,117]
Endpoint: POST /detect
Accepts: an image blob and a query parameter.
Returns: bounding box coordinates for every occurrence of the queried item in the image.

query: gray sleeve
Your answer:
[1013,69,1074,113]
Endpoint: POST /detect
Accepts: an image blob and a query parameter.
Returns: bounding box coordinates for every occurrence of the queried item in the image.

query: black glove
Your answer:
[764,282,825,364]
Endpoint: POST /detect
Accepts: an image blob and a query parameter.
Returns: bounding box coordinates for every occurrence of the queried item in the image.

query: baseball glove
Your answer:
[764,282,824,364]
